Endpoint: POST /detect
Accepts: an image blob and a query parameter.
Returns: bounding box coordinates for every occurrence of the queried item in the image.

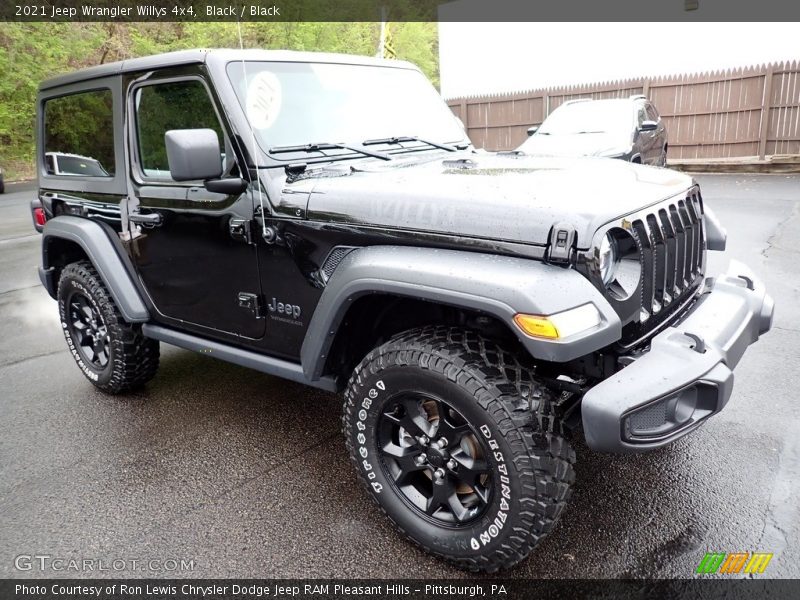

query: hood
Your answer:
[518,132,631,158]
[297,153,693,249]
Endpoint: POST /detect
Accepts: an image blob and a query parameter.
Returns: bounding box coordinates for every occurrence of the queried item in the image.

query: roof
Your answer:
[39,49,417,91]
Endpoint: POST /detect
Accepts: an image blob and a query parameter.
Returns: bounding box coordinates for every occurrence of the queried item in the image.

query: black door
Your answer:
[126,76,265,340]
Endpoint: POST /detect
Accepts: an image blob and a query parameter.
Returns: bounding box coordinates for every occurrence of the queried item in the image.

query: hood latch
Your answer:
[546,223,577,265]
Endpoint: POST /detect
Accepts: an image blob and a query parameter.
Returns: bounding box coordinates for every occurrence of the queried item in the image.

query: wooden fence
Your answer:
[446,61,800,160]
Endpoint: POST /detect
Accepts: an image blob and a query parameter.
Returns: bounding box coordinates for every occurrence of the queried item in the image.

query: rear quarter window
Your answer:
[43,89,115,177]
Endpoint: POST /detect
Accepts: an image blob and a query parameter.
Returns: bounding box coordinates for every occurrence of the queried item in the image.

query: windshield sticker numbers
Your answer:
[246,71,282,130]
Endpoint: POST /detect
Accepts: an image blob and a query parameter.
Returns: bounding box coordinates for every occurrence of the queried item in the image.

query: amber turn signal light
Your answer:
[513,314,560,339]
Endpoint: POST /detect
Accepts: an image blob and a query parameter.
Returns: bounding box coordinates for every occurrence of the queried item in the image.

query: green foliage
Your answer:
[0,22,440,180]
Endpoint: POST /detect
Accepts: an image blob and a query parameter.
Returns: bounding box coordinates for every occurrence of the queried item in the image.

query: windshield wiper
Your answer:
[362,136,459,152]
[269,142,391,161]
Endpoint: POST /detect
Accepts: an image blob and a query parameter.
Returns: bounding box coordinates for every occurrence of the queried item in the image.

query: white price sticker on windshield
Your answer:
[246,71,282,129]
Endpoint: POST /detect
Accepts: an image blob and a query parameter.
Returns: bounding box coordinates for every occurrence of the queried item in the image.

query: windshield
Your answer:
[226,61,466,157]
[536,100,632,135]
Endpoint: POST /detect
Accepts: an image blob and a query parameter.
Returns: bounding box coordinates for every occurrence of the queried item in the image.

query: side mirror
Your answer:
[527,125,539,136]
[205,177,248,195]
[639,120,658,132]
[165,129,223,181]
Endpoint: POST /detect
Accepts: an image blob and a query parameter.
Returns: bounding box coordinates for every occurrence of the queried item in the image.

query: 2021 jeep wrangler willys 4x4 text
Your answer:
[33,50,774,572]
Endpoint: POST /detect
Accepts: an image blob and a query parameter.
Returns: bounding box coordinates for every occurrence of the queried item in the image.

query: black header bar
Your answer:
[3,0,800,22]
[3,579,800,600]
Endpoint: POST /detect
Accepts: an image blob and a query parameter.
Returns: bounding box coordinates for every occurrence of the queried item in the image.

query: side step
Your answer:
[142,324,339,393]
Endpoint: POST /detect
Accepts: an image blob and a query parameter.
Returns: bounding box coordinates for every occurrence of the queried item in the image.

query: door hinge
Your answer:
[229,218,253,244]
[546,223,577,264]
[238,292,263,318]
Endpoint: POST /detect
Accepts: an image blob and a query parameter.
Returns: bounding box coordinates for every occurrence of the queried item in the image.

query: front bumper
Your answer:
[582,260,774,453]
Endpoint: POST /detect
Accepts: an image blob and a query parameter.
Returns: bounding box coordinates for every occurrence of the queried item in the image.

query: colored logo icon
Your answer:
[696,552,773,574]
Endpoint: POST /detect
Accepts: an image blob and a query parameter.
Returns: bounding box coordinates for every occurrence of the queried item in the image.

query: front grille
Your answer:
[622,190,706,346]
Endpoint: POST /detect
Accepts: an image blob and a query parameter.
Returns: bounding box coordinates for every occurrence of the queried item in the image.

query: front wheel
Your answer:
[342,327,575,572]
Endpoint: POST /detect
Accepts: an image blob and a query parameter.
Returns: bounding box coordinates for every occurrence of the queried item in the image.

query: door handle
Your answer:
[129,212,163,226]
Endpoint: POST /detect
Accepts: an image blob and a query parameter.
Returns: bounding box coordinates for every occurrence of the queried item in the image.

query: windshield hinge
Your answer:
[546,223,577,265]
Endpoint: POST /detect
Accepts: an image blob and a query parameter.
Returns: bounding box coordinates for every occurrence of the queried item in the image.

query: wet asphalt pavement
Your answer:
[1,174,798,579]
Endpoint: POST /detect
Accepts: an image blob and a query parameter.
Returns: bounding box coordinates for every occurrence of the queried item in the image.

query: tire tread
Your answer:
[58,260,159,394]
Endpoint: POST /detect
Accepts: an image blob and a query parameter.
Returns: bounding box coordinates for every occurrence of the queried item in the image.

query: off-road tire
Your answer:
[342,326,575,572]
[57,260,159,394]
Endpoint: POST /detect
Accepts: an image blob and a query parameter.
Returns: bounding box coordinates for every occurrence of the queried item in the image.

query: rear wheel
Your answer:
[58,260,159,394]
[342,327,575,572]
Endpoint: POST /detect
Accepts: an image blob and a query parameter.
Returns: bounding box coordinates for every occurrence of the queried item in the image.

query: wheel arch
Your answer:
[41,216,149,322]
[321,294,520,383]
[300,246,622,381]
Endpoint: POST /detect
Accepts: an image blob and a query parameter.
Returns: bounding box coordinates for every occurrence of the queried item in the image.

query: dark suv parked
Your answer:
[518,96,668,166]
[34,50,772,572]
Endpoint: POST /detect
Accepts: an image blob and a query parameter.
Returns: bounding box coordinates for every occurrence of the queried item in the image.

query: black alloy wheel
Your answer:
[378,392,492,525]
[65,290,111,369]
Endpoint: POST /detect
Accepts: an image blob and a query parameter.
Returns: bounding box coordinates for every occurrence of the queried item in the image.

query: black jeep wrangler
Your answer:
[34,50,774,572]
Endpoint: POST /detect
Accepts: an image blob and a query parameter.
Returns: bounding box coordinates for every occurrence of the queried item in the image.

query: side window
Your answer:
[43,89,115,177]
[646,103,660,122]
[135,80,226,180]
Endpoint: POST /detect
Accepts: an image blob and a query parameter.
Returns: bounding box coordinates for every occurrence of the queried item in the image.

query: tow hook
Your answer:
[684,333,706,354]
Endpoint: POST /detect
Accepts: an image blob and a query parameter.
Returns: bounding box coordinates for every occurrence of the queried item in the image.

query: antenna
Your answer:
[237,20,269,240]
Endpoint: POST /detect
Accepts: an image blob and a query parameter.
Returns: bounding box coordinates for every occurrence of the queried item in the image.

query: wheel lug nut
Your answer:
[419,435,429,446]
[415,455,426,465]
[434,468,445,480]
[436,437,448,449]
[447,459,457,470]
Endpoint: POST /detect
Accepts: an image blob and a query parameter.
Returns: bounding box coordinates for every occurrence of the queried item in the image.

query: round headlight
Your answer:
[598,233,618,286]
[597,228,642,300]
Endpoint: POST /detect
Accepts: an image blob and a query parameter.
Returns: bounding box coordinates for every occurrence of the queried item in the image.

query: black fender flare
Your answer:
[300,245,621,380]
[40,216,149,322]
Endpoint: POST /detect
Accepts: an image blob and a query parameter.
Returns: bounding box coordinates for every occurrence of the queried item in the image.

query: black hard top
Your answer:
[39,49,414,91]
